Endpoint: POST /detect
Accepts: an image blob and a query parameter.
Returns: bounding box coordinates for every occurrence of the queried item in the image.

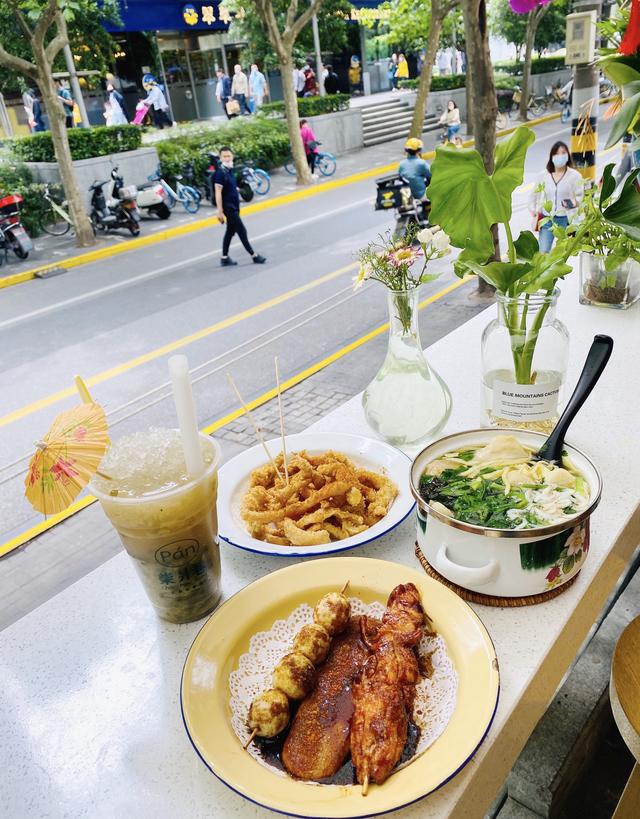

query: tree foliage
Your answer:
[230,0,351,69]
[489,0,568,57]
[0,0,119,94]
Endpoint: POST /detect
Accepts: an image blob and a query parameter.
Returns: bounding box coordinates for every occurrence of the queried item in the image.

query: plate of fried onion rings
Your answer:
[217,433,415,557]
[181,557,500,818]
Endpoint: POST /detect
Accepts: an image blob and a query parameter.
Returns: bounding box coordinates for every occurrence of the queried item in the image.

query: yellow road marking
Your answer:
[0,275,471,559]
[0,263,357,430]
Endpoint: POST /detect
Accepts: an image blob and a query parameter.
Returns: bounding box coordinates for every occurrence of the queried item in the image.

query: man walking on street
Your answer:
[231,64,251,114]
[216,68,233,118]
[214,147,266,267]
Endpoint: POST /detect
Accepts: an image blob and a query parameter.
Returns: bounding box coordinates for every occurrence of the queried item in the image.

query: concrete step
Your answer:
[362,112,437,131]
[362,110,414,128]
[362,118,439,144]
[360,99,408,114]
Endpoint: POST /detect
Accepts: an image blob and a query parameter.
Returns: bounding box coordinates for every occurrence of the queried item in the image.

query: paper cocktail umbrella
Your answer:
[24,377,109,516]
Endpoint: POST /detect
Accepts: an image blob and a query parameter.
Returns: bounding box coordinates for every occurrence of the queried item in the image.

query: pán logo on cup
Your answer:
[155,538,202,567]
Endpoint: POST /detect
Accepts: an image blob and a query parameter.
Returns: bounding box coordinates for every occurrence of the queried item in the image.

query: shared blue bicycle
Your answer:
[148,165,201,214]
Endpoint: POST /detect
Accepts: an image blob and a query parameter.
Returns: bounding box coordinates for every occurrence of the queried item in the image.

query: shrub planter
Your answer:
[305,108,363,154]
[25,147,160,210]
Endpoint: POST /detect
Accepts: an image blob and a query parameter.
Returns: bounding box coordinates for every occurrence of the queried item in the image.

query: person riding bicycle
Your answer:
[398,137,431,201]
[439,100,461,141]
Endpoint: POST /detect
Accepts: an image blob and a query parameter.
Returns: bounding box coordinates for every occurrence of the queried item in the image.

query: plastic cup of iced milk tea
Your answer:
[91,428,222,623]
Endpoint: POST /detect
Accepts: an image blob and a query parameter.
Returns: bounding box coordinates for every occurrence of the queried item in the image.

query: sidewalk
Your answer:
[0,112,567,288]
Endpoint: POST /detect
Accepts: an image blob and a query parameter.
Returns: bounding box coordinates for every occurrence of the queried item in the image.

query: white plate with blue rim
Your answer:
[217,432,415,557]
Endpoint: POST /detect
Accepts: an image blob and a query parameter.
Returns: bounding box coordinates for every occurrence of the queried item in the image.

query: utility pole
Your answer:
[311,14,325,95]
[63,43,90,128]
[566,0,603,183]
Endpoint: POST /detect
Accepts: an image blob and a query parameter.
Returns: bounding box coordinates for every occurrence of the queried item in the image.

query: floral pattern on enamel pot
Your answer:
[517,520,590,591]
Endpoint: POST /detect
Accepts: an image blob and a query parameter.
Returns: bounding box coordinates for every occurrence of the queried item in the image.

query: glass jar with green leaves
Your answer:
[354,227,452,446]
[576,174,640,308]
[428,126,640,432]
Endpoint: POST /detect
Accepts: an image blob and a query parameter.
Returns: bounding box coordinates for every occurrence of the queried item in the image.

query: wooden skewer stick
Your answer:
[227,373,283,482]
[96,470,113,481]
[274,356,289,486]
[243,729,257,750]
[362,776,369,797]
[340,580,350,595]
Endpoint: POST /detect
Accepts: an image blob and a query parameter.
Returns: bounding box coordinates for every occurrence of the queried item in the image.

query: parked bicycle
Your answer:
[38,183,73,236]
[284,149,337,177]
[237,161,271,196]
[148,165,200,214]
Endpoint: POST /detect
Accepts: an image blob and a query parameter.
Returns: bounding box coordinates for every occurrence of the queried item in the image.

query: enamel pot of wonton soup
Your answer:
[410,429,602,598]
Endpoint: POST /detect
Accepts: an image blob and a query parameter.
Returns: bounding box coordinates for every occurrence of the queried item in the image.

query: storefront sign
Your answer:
[341,7,391,21]
[181,2,245,29]
[104,0,243,33]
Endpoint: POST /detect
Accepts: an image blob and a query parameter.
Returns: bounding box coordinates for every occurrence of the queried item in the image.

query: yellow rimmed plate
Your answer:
[181,556,500,818]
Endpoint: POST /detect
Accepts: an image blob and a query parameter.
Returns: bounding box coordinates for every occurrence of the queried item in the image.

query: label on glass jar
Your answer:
[492,380,560,421]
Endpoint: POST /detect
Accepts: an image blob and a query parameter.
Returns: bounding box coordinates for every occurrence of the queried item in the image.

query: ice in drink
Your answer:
[91,428,222,623]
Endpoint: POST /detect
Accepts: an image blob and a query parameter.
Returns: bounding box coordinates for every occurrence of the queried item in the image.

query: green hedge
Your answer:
[493,56,566,76]
[0,161,62,237]
[398,74,466,91]
[259,93,350,119]
[9,125,142,163]
[156,118,290,182]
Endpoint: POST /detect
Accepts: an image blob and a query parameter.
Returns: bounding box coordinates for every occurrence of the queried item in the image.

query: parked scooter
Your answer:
[0,193,34,260]
[374,173,430,241]
[89,167,141,235]
[203,151,254,204]
[136,175,171,219]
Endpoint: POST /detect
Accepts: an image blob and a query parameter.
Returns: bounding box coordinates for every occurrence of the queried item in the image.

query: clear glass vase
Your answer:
[362,287,451,446]
[578,252,640,309]
[481,289,569,434]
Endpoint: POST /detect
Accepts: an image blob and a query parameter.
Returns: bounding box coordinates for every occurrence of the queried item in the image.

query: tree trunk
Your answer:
[462,0,497,172]
[519,12,536,121]
[465,67,473,136]
[37,68,95,247]
[463,0,498,293]
[408,8,445,139]
[280,55,312,185]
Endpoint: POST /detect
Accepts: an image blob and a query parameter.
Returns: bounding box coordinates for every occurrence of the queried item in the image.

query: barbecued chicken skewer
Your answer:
[350,583,426,794]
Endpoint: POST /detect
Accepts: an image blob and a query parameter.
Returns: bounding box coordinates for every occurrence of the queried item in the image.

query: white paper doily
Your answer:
[229,598,458,783]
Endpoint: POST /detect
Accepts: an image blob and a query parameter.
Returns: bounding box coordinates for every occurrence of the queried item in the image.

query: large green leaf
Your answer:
[457,258,532,292]
[600,61,640,87]
[603,169,640,241]
[600,163,617,207]
[605,85,640,148]
[429,126,536,257]
[513,230,539,261]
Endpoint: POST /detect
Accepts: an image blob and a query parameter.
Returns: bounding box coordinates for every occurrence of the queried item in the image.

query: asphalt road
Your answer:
[0,115,617,544]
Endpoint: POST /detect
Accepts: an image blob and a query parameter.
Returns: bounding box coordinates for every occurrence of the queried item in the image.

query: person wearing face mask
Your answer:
[214,147,266,267]
[529,141,584,253]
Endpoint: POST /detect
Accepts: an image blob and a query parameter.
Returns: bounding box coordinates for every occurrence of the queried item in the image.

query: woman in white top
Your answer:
[439,100,461,141]
[529,141,583,253]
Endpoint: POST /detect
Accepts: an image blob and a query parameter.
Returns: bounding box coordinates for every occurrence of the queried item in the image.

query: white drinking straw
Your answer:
[168,354,204,479]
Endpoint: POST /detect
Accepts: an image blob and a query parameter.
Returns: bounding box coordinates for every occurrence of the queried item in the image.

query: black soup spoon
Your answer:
[534,334,614,466]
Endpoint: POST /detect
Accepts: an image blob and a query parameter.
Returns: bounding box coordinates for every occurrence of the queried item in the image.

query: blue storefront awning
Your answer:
[104,0,235,32]
[104,0,386,33]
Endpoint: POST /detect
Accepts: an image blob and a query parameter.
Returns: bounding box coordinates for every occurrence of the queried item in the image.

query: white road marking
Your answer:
[0,196,371,331]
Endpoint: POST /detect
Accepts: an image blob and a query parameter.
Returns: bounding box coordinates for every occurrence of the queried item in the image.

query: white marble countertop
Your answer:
[1,275,639,819]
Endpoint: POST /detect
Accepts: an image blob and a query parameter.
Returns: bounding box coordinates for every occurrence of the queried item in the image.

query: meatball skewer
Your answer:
[243,583,351,749]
